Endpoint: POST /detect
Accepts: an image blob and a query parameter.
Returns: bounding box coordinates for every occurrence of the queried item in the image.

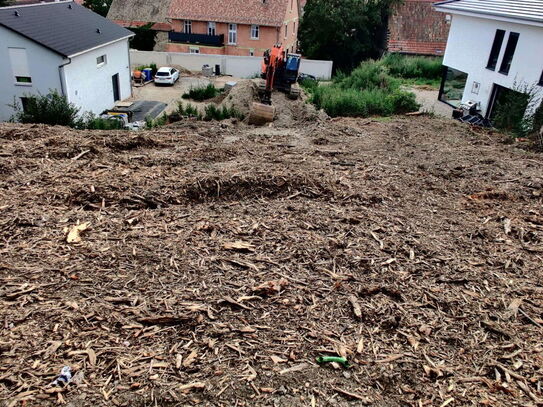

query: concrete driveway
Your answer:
[409,87,453,118]
[127,75,211,116]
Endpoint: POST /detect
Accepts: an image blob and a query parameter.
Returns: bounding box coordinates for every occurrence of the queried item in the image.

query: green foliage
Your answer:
[335,61,397,90]
[176,102,201,118]
[0,0,14,7]
[298,0,401,72]
[129,24,157,51]
[10,90,80,127]
[381,53,443,80]
[82,0,112,17]
[9,91,129,130]
[144,113,168,129]
[182,84,219,101]
[299,78,319,93]
[84,116,125,130]
[492,83,540,139]
[308,60,420,118]
[204,104,244,121]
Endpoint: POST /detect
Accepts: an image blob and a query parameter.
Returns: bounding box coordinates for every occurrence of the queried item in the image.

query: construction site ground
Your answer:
[1,109,543,407]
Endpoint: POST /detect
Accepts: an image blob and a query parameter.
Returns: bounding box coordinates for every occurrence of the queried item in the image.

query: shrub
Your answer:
[203,104,244,121]
[84,116,125,130]
[336,61,395,90]
[176,102,201,118]
[381,53,443,80]
[182,84,219,101]
[299,78,319,93]
[145,113,168,129]
[10,90,80,127]
[308,60,420,118]
[492,82,541,139]
[389,90,420,114]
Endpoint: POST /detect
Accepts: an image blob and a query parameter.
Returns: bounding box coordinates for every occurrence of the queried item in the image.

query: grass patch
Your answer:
[399,77,442,89]
[182,84,220,101]
[307,61,420,118]
[381,53,443,80]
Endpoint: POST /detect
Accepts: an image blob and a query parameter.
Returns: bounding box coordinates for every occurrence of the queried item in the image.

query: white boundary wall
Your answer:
[130,50,333,80]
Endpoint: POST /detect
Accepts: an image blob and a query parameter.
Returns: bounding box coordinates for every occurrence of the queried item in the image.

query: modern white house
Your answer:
[0,1,134,121]
[434,0,543,119]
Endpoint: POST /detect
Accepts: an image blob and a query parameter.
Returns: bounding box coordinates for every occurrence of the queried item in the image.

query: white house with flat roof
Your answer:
[434,0,543,119]
[0,1,134,121]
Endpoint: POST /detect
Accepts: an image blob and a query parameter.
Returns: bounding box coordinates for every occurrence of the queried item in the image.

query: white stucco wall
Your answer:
[443,14,543,115]
[0,26,64,121]
[130,50,334,80]
[63,39,132,115]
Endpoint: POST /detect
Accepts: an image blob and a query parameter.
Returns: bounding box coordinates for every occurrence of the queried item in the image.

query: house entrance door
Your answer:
[112,73,120,102]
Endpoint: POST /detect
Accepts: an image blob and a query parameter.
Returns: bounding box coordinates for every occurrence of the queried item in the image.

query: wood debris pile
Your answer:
[1,117,543,406]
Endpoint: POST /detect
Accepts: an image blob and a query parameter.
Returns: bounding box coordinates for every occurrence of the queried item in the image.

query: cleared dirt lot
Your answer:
[1,116,542,406]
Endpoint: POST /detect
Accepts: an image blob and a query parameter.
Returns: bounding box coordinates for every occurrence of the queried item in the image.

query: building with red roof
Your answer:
[388,0,450,56]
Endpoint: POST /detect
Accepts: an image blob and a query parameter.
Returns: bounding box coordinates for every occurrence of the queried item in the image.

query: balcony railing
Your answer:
[168,32,224,47]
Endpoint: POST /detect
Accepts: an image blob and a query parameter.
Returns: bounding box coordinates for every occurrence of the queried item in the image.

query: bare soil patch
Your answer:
[1,117,543,406]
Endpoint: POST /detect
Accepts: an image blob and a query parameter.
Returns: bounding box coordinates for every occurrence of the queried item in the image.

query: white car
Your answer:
[154,67,179,86]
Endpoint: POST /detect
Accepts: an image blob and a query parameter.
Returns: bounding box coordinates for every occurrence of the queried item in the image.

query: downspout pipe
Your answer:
[58,57,72,99]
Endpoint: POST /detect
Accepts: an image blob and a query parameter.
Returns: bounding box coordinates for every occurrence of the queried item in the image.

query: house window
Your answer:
[486,29,505,71]
[184,20,192,34]
[190,47,200,54]
[293,21,296,35]
[9,47,31,86]
[499,32,519,75]
[438,66,468,108]
[96,55,107,67]
[249,49,254,56]
[251,25,259,39]
[15,76,32,84]
[228,23,237,44]
[208,22,216,36]
[284,23,288,38]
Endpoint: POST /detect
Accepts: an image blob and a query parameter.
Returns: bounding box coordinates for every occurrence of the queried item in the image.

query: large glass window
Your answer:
[486,29,505,70]
[439,67,468,108]
[499,32,519,75]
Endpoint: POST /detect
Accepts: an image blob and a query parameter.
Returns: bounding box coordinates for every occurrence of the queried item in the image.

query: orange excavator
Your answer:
[248,45,302,125]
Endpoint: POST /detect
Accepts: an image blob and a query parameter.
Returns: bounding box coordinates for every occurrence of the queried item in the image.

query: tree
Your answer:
[298,0,402,72]
[0,0,14,7]
[82,0,113,17]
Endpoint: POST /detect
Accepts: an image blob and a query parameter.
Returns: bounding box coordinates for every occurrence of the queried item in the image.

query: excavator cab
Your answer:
[284,54,301,84]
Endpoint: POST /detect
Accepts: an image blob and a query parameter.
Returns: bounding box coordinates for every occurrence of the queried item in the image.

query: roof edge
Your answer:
[434,4,543,27]
[0,0,74,9]
[67,34,134,58]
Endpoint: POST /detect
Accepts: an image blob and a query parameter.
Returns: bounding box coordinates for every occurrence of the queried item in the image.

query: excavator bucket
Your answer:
[248,102,275,125]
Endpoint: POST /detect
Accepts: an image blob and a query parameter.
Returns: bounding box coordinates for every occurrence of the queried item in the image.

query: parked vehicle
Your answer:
[297,73,316,83]
[154,67,180,86]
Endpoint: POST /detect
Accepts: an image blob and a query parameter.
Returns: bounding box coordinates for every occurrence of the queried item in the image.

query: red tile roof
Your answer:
[114,19,172,31]
[168,0,289,27]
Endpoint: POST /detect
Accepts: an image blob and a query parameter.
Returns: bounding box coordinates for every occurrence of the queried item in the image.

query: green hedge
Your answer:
[308,61,420,118]
[182,84,219,101]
